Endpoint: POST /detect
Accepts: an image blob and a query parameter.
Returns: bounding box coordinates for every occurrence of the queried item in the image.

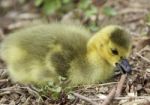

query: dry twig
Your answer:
[0,79,9,83]
[92,95,150,101]
[101,74,127,105]
[115,74,127,97]
[118,8,148,15]
[72,92,99,105]
[0,91,11,96]
[20,86,43,102]
[101,86,116,105]
[136,53,150,63]
[76,82,118,88]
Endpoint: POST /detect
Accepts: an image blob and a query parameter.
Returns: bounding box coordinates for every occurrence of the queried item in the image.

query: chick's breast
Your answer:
[1,23,91,84]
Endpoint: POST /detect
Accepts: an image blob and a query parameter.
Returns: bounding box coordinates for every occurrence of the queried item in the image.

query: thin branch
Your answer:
[136,53,150,63]
[0,86,21,92]
[72,97,79,105]
[118,8,148,15]
[23,96,31,105]
[115,74,127,97]
[138,46,150,53]
[102,86,116,105]
[0,86,22,95]
[115,96,150,100]
[0,79,9,83]
[98,82,118,86]
[0,91,11,96]
[100,74,127,105]
[76,82,118,89]
[92,96,150,101]
[20,86,43,102]
[72,92,99,105]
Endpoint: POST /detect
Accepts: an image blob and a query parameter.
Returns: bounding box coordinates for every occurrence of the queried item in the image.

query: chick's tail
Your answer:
[0,43,27,65]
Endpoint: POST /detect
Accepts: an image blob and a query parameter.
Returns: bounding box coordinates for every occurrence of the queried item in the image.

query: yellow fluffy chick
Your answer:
[0,23,132,86]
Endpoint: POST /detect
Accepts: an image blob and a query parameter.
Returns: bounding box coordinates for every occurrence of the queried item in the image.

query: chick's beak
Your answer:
[115,58,132,74]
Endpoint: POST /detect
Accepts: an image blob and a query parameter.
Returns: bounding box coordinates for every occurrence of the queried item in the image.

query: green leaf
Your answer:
[146,14,150,23]
[89,23,99,32]
[51,92,60,99]
[78,0,91,10]
[43,0,61,15]
[62,0,70,4]
[85,6,97,17]
[102,6,117,16]
[35,0,43,6]
[52,86,62,93]
[47,81,54,86]
[68,94,75,100]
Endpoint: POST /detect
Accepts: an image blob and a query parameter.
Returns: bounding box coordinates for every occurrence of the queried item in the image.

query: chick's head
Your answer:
[89,25,132,67]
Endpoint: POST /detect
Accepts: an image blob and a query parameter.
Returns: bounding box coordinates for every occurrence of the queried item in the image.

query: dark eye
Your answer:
[111,48,118,55]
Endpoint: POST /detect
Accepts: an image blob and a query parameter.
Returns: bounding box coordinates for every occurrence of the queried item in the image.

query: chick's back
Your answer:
[1,23,91,84]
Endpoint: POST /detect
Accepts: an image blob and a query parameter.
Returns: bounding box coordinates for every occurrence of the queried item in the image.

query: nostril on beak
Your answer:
[115,62,118,66]
[120,56,124,60]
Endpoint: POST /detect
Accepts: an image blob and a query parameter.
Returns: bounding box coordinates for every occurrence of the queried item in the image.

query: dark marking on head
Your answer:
[110,28,131,49]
